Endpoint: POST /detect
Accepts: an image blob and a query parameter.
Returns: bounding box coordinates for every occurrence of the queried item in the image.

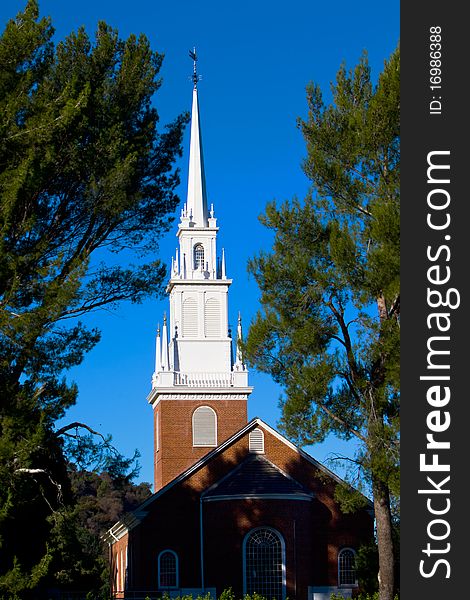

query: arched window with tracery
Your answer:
[158,549,179,589]
[243,527,285,600]
[338,548,357,587]
[194,243,205,270]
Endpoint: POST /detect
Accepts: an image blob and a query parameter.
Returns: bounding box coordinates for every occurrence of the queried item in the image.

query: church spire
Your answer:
[148,54,252,491]
[185,48,208,227]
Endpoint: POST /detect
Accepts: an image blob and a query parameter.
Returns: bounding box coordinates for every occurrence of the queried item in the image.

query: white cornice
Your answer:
[147,387,253,406]
[177,226,219,235]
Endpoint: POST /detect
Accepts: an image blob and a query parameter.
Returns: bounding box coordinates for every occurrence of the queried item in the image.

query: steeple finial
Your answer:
[189,47,201,89]
[185,49,208,227]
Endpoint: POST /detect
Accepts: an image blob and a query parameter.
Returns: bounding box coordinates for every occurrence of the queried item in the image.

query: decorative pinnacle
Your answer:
[189,47,202,88]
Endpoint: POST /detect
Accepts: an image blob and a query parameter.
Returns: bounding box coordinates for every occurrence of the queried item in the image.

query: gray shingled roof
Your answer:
[203,454,314,499]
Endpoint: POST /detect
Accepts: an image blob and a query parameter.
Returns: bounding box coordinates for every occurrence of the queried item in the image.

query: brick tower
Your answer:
[147,51,252,491]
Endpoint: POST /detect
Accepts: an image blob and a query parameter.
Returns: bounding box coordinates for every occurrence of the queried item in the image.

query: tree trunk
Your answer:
[373,477,395,600]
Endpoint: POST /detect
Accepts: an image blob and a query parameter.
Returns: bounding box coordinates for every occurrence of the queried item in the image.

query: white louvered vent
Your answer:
[249,428,265,453]
[204,297,220,337]
[182,297,198,337]
[193,406,217,447]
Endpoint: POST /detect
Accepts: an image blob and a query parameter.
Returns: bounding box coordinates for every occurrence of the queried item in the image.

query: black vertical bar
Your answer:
[401,3,467,599]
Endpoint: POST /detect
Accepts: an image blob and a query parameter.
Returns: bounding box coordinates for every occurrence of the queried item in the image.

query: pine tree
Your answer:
[245,48,399,600]
[0,1,187,594]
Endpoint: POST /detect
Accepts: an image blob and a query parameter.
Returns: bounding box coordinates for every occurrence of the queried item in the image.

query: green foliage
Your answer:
[355,541,380,594]
[219,588,236,600]
[0,1,186,595]
[244,47,399,600]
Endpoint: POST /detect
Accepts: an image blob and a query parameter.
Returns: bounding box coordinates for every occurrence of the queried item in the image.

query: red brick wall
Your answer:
[154,398,247,490]
[259,425,373,586]
[118,422,374,598]
[204,498,315,600]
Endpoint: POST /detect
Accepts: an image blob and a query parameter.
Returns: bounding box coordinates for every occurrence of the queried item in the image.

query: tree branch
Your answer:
[56,421,108,443]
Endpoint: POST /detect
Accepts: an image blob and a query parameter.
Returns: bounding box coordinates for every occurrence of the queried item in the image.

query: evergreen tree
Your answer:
[0,1,187,595]
[244,48,399,600]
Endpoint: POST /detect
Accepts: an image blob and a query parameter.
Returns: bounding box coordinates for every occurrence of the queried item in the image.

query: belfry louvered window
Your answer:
[192,406,217,447]
[194,244,205,270]
[204,297,220,337]
[338,548,357,586]
[249,428,265,453]
[182,297,198,337]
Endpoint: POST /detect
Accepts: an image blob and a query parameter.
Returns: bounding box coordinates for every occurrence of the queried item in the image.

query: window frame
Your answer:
[242,526,286,600]
[192,406,218,447]
[194,243,205,270]
[338,547,358,588]
[158,549,179,589]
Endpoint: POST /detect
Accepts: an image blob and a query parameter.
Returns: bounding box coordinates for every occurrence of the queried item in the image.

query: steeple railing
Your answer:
[174,371,234,387]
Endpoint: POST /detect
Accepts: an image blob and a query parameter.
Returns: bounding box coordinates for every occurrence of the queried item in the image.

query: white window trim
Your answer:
[158,549,179,589]
[338,547,358,587]
[242,526,286,600]
[192,406,218,447]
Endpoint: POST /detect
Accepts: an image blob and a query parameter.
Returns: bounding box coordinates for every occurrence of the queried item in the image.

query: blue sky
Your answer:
[1,1,399,485]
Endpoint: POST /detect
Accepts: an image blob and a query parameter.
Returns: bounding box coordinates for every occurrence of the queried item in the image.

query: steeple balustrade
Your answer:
[174,372,234,387]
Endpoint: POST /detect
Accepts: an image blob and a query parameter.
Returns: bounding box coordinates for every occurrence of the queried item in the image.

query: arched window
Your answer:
[243,527,285,600]
[192,406,217,447]
[194,244,205,270]
[338,548,357,586]
[158,550,179,589]
[249,428,265,453]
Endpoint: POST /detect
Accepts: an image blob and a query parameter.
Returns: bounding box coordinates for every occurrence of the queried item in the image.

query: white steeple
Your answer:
[148,49,251,401]
[147,49,253,492]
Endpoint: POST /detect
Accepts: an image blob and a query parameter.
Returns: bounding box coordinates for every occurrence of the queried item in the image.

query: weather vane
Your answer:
[189,47,202,88]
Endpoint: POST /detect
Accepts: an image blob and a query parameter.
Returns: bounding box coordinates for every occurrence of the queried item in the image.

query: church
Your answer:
[105,56,373,600]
